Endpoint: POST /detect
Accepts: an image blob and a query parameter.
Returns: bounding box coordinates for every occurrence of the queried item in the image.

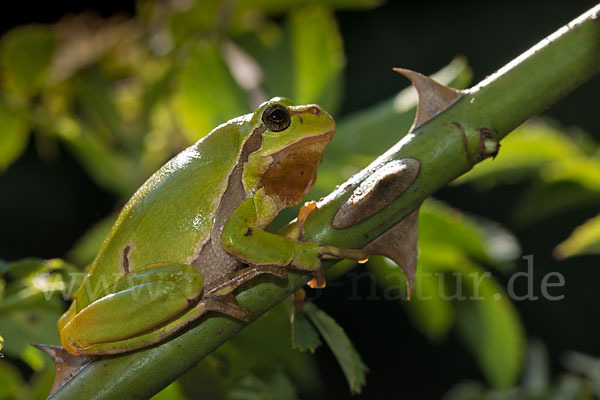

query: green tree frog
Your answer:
[58,98,367,356]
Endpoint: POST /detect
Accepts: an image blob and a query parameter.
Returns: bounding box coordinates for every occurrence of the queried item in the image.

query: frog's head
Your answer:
[242,97,335,208]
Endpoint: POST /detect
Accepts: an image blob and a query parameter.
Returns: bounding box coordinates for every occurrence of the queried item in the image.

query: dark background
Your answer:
[1,1,599,398]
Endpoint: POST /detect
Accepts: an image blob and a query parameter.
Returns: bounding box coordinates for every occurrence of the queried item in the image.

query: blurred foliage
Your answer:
[443,341,600,400]
[0,0,598,399]
[555,214,600,259]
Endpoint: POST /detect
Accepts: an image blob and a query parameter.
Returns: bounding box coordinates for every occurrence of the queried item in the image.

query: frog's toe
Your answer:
[307,268,326,289]
[204,295,252,323]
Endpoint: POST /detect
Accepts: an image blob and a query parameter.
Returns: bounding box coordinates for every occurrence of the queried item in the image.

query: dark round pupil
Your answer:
[270,108,285,122]
[262,104,291,132]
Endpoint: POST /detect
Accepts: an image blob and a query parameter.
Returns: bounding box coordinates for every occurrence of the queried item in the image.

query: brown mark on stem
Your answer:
[332,158,420,229]
[448,122,473,168]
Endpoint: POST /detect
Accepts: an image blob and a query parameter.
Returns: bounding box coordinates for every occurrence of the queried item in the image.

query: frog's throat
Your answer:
[260,131,333,208]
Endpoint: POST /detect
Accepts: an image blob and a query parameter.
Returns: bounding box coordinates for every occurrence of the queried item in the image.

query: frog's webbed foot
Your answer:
[201,295,252,322]
[203,264,290,322]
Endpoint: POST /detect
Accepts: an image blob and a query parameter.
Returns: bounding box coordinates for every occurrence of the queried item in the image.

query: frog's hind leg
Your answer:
[202,264,290,322]
[202,295,252,322]
[206,265,288,297]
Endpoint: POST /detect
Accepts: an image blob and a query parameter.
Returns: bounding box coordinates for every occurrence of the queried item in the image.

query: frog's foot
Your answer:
[307,269,327,289]
[206,265,288,297]
[202,295,252,322]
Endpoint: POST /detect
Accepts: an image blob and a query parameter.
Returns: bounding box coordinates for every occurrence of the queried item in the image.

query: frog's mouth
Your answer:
[260,131,334,207]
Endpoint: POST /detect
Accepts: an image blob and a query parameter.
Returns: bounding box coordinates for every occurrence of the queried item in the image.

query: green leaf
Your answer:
[74,68,131,149]
[0,25,56,96]
[259,5,346,113]
[236,0,381,16]
[511,181,600,226]
[415,246,524,389]
[0,104,30,171]
[522,340,550,393]
[53,117,139,198]
[0,307,62,363]
[21,364,60,400]
[555,214,600,259]
[289,6,345,113]
[290,310,322,353]
[303,302,368,394]
[368,256,455,341]
[0,361,25,399]
[151,381,187,400]
[173,41,249,142]
[420,200,497,265]
[228,304,320,395]
[543,156,600,192]
[453,261,524,389]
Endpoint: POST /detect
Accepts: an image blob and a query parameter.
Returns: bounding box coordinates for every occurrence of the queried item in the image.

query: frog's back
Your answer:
[77,118,249,307]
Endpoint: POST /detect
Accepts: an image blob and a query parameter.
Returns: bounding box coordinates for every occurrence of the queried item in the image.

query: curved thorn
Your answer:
[33,344,92,397]
[393,68,464,131]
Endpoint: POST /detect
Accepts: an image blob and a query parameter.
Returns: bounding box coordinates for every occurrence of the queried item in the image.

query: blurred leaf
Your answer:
[173,41,249,142]
[555,214,600,259]
[3,258,47,280]
[237,0,381,16]
[228,304,320,395]
[168,0,222,44]
[226,374,274,400]
[511,181,600,226]
[420,200,498,266]
[175,308,308,399]
[0,361,25,399]
[0,307,62,364]
[369,255,455,341]
[522,340,550,394]
[67,213,117,266]
[551,375,593,400]
[543,156,600,192]
[452,258,524,389]
[442,381,486,400]
[0,25,56,96]
[303,302,368,394]
[0,104,30,171]
[20,362,56,400]
[289,5,344,113]
[291,310,322,353]
[0,258,76,311]
[74,68,131,149]
[151,381,187,400]
[53,116,139,198]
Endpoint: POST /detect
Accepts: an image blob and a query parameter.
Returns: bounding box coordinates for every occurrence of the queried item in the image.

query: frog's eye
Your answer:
[262,104,291,132]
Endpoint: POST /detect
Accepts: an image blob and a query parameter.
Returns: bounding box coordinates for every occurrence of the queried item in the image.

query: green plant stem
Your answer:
[49,5,600,399]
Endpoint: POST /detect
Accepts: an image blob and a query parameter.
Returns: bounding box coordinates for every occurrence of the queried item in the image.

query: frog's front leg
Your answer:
[221,198,368,288]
